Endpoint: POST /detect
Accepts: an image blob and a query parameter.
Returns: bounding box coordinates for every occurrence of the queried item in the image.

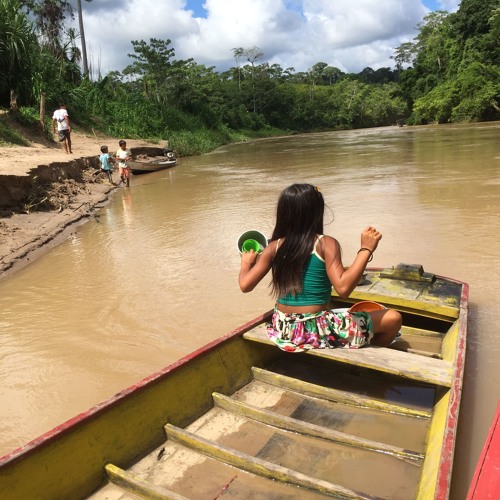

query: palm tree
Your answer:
[0,0,38,109]
[232,47,244,91]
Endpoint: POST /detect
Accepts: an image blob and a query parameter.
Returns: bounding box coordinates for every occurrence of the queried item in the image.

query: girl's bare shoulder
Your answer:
[320,234,339,246]
[265,238,280,254]
[319,235,341,259]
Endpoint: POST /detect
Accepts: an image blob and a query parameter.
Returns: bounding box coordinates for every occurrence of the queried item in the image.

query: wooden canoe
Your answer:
[0,263,468,499]
[467,400,500,499]
[129,157,177,175]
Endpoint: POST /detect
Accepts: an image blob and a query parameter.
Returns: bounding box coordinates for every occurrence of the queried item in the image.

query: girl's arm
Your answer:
[323,227,382,298]
[239,240,276,292]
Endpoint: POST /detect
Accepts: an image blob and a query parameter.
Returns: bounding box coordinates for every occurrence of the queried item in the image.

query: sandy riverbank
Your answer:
[0,129,163,279]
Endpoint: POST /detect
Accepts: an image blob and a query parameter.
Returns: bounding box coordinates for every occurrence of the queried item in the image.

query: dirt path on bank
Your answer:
[0,127,160,175]
[0,129,163,278]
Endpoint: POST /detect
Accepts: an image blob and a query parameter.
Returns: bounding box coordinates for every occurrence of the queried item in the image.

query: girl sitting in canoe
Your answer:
[239,183,402,352]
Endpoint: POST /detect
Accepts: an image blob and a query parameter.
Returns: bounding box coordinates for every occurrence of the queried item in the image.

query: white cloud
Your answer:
[177,0,304,62]
[301,0,425,47]
[75,0,445,77]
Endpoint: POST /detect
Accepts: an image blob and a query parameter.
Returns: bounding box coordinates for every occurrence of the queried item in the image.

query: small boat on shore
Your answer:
[129,158,177,175]
[0,263,468,499]
[129,150,177,175]
[467,400,500,499]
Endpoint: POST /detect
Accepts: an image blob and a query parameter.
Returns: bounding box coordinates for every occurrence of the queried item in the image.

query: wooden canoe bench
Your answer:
[243,324,453,388]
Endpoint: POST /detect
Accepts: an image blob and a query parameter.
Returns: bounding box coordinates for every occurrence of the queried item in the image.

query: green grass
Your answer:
[0,114,31,146]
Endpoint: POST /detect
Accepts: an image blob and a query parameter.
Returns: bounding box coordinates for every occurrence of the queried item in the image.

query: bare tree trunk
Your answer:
[39,93,46,129]
[9,90,18,113]
[77,0,89,77]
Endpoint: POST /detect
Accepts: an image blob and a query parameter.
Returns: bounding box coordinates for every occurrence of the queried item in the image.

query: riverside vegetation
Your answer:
[0,0,499,156]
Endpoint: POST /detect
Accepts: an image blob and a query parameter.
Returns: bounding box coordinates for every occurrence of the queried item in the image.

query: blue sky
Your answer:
[185,0,208,17]
[423,0,444,9]
[78,0,462,77]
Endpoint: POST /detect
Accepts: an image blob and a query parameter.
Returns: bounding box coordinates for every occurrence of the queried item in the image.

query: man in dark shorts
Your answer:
[52,104,72,154]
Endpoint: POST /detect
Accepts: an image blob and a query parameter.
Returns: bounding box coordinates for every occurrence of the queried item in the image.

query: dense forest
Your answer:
[1,0,499,154]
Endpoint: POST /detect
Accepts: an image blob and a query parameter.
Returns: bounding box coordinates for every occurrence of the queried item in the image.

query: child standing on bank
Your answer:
[51,104,72,154]
[116,140,131,187]
[239,183,402,351]
[99,145,114,184]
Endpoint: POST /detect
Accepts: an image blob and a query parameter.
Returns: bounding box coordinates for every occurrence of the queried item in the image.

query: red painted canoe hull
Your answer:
[467,400,500,499]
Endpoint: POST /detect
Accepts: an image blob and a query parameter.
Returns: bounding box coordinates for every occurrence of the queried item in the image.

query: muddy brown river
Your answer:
[0,122,499,499]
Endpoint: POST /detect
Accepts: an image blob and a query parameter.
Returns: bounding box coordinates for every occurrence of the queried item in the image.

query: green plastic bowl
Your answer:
[242,239,261,253]
[237,230,267,254]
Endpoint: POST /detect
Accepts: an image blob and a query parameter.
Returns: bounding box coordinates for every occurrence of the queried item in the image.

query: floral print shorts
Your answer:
[266,307,374,352]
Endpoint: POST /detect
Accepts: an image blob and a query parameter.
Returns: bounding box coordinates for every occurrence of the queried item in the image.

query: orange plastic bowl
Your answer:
[348,301,386,313]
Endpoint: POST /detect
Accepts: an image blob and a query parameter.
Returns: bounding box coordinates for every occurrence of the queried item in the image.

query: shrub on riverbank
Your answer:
[167,126,287,156]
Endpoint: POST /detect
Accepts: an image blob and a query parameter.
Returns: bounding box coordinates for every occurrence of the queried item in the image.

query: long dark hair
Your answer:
[271,184,325,297]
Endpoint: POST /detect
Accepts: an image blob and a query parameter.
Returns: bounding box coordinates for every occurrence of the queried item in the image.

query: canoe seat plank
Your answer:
[400,325,443,338]
[164,423,377,499]
[212,392,424,463]
[251,367,432,418]
[105,463,189,500]
[243,325,452,387]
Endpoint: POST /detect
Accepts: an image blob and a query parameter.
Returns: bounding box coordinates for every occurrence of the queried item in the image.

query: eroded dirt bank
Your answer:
[0,134,166,278]
[0,160,114,278]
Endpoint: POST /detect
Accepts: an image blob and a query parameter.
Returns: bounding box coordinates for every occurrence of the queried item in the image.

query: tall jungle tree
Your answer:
[232,47,244,90]
[20,0,73,58]
[242,46,264,112]
[123,38,175,103]
[396,0,500,123]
